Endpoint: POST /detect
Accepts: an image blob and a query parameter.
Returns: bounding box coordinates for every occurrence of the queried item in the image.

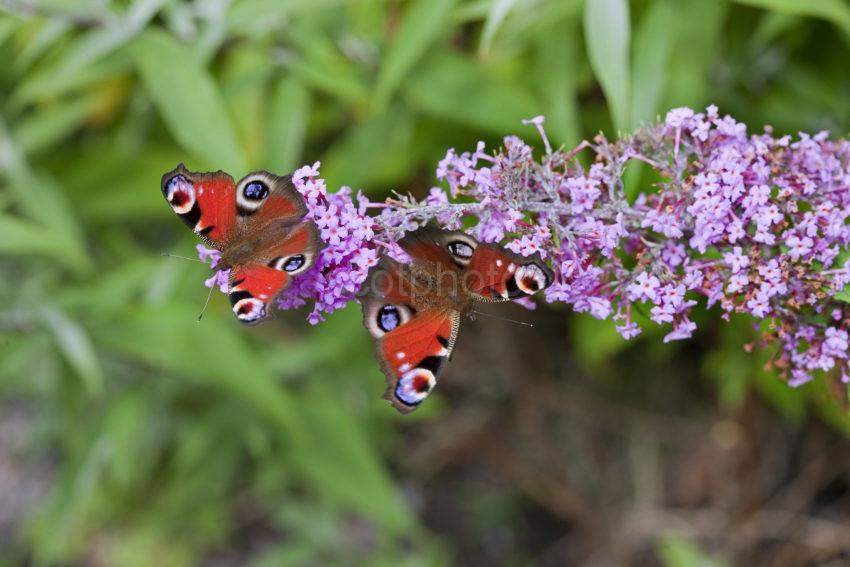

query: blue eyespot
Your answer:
[270,254,308,273]
[166,174,187,191]
[244,181,269,201]
[283,255,305,272]
[378,305,401,332]
[448,241,474,259]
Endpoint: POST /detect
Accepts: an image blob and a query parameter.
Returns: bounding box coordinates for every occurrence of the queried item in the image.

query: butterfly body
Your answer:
[161,164,321,325]
[360,228,553,413]
[215,224,294,271]
[399,262,475,313]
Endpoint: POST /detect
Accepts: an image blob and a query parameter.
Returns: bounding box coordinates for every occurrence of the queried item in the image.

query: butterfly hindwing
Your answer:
[229,265,289,324]
[360,259,461,413]
[228,222,320,325]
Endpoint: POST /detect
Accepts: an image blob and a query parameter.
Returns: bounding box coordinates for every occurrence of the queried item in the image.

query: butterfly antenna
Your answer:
[197,283,216,322]
[470,309,534,328]
[161,251,205,263]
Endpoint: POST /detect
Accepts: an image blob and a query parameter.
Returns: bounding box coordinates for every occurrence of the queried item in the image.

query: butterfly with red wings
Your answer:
[359,228,553,413]
[161,164,321,325]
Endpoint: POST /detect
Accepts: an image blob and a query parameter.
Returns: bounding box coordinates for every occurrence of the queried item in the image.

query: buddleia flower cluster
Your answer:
[199,105,850,388]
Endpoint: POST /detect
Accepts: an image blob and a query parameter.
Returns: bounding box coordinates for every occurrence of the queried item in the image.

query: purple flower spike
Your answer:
[194,105,850,390]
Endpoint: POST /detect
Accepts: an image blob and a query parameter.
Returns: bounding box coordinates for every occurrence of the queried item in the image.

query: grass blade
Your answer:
[631,0,677,127]
[133,29,246,172]
[372,0,457,110]
[583,0,631,131]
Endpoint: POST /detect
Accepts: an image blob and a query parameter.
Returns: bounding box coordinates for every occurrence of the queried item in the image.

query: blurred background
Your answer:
[2,0,850,565]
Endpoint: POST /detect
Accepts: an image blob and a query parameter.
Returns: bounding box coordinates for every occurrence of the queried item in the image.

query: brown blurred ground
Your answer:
[394,306,850,567]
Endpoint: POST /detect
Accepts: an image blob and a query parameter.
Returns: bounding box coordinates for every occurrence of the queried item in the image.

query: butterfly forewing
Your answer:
[234,171,308,228]
[465,243,554,302]
[161,166,238,245]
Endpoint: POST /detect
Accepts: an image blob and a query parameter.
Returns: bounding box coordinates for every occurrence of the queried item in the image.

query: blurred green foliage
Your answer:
[2,0,850,564]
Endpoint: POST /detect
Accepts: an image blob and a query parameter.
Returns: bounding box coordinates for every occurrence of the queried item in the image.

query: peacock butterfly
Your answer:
[359,227,553,413]
[161,164,321,325]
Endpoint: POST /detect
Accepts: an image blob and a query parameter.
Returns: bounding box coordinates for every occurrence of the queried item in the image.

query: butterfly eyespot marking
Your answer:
[232,297,265,323]
[446,235,477,266]
[379,306,401,332]
[365,303,414,338]
[244,181,269,200]
[270,253,310,274]
[514,264,549,294]
[164,175,196,215]
[396,368,436,406]
[236,174,273,214]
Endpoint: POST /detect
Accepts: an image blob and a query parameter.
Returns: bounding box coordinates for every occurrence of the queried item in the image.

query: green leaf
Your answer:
[293,384,415,535]
[0,119,91,274]
[219,46,273,169]
[132,29,246,172]
[11,0,166,108]
[569,314,631,369]
[0,16,15,47]
[583,0,631,131]
[61,0,168,69]
[10,48,132,109]
[373,0,457,109]
[403,52,539,134]
[14,19,71,73]
[631,0,678,127]
[13,94,101,156]
[479,0,521,56]
[750,11,802,49]
[731,0,850,36]
[39,306,104,397]
[321,106,415,190]
[227,0,356,34]
[533,17,582,147]
[97,304,304,442]
[834,250,850,301]
[664,0,726,109]
[286,23,368,103]
[264,77,311,172]
[753,350,807,426]
[52,139,180,224]
[0,214,84,270]
[657,535,727,567]
[701,320,753,409]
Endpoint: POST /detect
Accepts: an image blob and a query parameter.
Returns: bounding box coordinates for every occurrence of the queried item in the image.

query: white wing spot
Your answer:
[397,352,406,360]
[233,297,265,323]
[396,368,436,405]
[399,363,412,373]
[515,264,548,294]
[508,263,516,273]
[496,259,503,267]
